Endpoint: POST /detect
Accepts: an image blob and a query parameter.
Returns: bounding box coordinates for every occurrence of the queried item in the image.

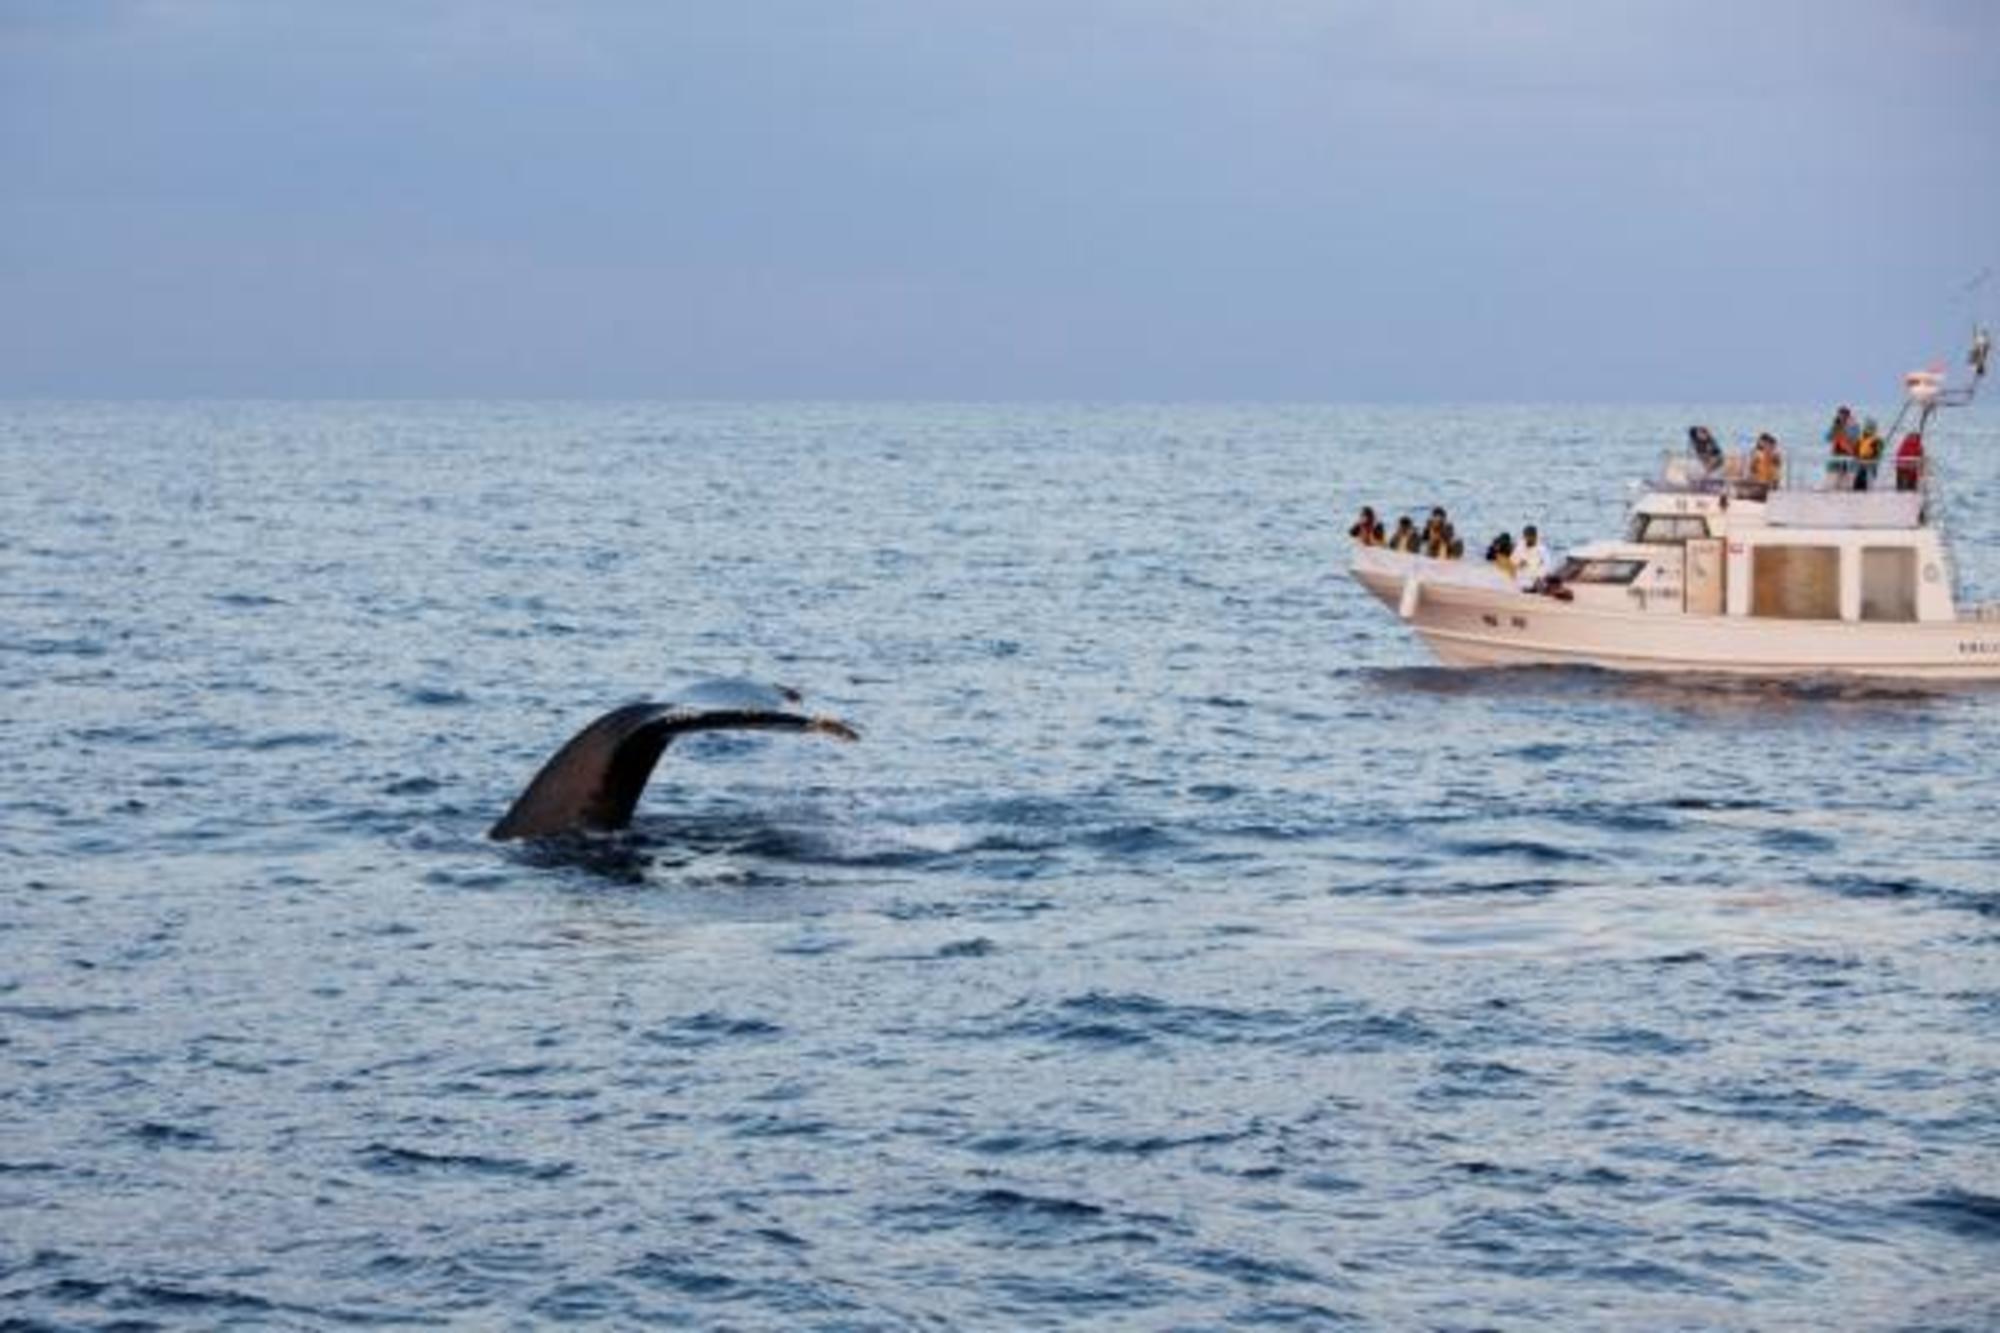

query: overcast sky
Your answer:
[2,0,1996,400]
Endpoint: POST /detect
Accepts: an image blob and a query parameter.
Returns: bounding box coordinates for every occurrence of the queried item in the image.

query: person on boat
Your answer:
[1349,506,1383,545]
[1895,432,1925,492]
[1386,515,1419,552]
[1854,417,1884,490]
[1513,525,1547,588]
[1825,406,1858,487]
[1749,432,1784,490]
[1687,425,1724,477]
[1420,507,1449,554]
[1484,532,1516,577]
[1446,535,1465,560]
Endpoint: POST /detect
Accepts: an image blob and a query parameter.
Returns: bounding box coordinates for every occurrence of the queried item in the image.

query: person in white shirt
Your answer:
[1513,524,1548,589]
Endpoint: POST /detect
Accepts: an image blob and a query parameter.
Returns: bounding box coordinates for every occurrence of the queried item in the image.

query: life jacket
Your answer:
[1856,432,1882,462]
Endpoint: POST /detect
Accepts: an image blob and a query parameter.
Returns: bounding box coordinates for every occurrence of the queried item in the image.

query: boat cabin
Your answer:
[1555,485,1956,623]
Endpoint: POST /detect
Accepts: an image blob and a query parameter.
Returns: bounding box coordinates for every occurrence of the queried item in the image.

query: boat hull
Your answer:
[1352,555,2000,680]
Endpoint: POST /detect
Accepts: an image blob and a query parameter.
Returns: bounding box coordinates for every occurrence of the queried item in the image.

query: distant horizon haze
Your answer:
[3,0,1996,403]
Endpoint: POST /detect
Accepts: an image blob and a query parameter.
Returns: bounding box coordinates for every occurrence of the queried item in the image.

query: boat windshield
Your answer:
[1555,557,1647,585]
[1625,514,1710,544]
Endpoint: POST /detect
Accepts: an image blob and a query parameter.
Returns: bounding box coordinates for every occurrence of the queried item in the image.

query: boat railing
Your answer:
[1655,447,1936,503]
[1651,452,1777,501]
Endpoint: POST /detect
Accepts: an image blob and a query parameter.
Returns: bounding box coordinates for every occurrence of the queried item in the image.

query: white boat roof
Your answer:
[1763,490,1922,529]
[1634,480,1924,530]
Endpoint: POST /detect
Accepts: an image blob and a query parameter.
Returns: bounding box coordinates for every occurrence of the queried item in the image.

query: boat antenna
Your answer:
[1953,267,1991,403]
[1936,323,1990,410]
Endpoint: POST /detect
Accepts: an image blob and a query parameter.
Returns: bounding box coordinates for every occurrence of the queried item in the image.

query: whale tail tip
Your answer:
[807,715,861,742]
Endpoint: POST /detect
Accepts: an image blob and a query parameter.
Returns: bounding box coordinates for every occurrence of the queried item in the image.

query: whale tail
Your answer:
[489,687,858,841]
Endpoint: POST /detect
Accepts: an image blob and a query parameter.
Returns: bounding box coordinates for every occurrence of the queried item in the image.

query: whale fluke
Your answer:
[490,685,858,841]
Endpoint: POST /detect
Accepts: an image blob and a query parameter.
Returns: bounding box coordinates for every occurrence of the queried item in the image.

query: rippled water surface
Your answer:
[4,402,1999,1329]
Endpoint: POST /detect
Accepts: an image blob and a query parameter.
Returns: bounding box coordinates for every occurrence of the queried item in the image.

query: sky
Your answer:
[2,0,1997,401]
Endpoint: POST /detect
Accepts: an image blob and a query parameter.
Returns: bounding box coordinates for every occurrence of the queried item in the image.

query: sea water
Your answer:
[2,401,1997,1328]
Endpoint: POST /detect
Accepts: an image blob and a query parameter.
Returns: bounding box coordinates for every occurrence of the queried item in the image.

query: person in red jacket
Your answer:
[1894,432,1925,492]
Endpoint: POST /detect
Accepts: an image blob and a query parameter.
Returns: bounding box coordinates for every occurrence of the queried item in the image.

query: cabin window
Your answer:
[1860,547,1917,623]
[1626,514,1710,544]
[1750,546,1840,620]
[1553,558,1646,585]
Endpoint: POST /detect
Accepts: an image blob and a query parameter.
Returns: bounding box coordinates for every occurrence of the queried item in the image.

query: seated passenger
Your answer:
[1349,505,1382,545]
[1420,507,1449,554]
[1484,532,1516,577]
[1446,536,1465,560]
[1513,524,1547,588]
[1386,515,1419,552]
[1894,432,1924,492]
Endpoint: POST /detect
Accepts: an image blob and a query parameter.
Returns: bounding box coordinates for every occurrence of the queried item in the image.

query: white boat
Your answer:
[1351,330,2000,680]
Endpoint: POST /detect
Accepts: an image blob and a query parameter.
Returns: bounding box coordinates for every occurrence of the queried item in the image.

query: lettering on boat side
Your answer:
[1481,614,1499,628]
[1960,641,2000,655]
[1510,616,1528,630]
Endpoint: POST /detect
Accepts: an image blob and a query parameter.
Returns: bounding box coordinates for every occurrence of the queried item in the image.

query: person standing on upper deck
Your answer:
[1895,432,1925,492]
[1825,406,1859,487]
[1854,418,1884,491]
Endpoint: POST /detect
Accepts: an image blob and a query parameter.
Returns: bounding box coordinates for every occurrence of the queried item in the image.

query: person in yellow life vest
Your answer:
[1484,531,1516,578]
[1348,505,1384,546]
[1749,432,1783,490]
[1854,417,1883,491]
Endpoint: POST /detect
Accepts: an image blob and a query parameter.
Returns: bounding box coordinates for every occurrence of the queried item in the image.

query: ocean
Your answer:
[3,401,1997,1329]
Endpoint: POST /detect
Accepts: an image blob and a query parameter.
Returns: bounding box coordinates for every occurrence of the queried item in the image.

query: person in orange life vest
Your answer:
[1749,433,1783,489]
[1854,417,1884,491]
